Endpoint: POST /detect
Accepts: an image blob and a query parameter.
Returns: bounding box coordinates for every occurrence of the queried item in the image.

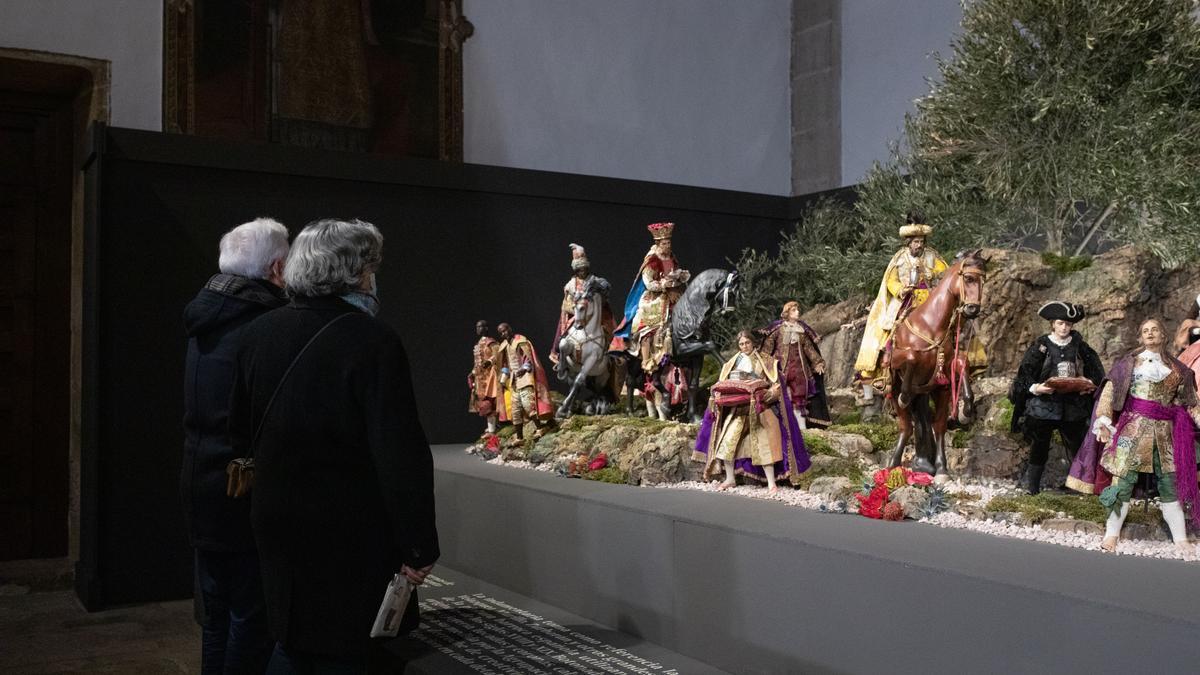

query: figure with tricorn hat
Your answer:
[1009,302,1105,494]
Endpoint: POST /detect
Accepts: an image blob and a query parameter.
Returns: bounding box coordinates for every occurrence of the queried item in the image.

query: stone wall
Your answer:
[803,245,1200,385]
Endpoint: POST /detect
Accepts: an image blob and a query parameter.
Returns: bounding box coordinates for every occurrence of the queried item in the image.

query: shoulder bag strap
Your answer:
[250,311,355,453]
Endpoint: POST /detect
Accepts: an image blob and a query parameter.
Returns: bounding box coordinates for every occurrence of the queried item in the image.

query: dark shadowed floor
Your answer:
[0,558,199,674]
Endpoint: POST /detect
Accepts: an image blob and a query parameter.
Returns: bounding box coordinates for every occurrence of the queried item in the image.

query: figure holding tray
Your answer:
[1009,301,1105,494]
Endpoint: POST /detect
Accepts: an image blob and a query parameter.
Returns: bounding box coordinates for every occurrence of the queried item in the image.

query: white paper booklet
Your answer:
[369,573,414,638]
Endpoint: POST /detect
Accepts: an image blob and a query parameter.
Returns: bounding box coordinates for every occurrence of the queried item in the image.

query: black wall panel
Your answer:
[81,126,818,606]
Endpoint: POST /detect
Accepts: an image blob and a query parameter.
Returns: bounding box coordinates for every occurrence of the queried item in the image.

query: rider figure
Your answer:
[854,210,947,398]
[616,222,691,418]
[550,243,614,365]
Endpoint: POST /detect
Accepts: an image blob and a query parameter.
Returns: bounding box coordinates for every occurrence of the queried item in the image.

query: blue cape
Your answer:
[614,275,646,339]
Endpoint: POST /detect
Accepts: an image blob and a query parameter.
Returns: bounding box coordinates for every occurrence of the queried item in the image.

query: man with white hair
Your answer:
[182,217,289,674]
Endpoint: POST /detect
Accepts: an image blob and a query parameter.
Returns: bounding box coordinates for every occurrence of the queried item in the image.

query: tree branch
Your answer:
[1072,201,1119,257]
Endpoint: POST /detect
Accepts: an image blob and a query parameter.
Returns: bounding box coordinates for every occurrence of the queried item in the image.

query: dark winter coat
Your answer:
[182,274,287,551]
[1009,331,1105,431]
[230,296,439,658]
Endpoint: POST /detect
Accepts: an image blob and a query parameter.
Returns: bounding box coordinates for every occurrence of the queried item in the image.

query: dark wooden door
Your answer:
[0,93,71,560]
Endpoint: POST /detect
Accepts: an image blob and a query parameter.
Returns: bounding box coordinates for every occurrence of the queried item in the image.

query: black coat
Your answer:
[182,274,287,551]
[230,296,439,657]
[1009,331,1104,431]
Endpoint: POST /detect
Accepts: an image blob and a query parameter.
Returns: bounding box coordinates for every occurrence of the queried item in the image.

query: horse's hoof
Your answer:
[911,457,936,475]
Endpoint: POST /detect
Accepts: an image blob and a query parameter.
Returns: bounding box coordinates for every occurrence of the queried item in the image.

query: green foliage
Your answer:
[1040,252,1093,275]
[833,410,863,426]
[698,354,722,389]
[992,398,1016,433]
[801,432,839,457]
[828,422,900,454]
[794,457,865,491]
[714,199,884,345]
[985,492,1162,525]
[557,414,674,433]
[583,467,630,484]
[726,0,1200,315]
[951,427,976,447]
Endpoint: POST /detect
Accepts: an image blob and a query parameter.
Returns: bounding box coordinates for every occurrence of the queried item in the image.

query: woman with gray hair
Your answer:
[230,218,439,673]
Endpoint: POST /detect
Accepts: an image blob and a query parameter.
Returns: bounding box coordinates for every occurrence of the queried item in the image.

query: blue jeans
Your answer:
[196,549,272,674]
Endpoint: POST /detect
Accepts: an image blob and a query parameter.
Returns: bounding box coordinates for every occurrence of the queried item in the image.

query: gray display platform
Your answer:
[387,567,727,674]
[433,444,1200,675]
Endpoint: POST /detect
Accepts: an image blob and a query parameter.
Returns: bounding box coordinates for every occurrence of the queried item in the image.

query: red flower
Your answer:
[872,469,890,487]
[588,453,608,471]
[882,502,905,521]
[856,485,889,519]
[485,434,500,451]
[907,471,933,486]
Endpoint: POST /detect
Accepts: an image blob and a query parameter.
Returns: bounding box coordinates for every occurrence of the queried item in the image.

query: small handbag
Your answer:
[225,458,255,498]
[226,312,352,498]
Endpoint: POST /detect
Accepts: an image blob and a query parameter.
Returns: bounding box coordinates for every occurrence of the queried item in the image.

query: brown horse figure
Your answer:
[886,249,988,475]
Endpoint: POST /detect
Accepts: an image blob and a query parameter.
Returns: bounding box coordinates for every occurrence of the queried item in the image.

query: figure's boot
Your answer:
[1102,502,1131,552]
[1161,501,1196,559]
[486,415,498,434]
[792,409,807,431]
[654,390,671,420]
[1021,464,1045,495]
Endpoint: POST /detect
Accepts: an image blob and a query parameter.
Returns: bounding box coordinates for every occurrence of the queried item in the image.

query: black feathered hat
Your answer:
[1038,301,1085,322]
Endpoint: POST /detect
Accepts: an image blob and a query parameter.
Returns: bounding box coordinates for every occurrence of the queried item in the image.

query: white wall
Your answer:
[0,0,162,130]
[839,0,961,186]
[463,0,793,195]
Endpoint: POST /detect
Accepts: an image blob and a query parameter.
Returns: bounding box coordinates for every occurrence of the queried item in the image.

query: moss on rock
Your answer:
[1040,252,1093,276]
[793,456,864,491]
[827,422,898,454]
[984,492,1162,526]
[583,467,630,484]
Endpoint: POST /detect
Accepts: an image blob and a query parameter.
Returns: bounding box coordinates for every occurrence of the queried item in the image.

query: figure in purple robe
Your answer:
[1069,319,1200,557]
[693,330,810,493]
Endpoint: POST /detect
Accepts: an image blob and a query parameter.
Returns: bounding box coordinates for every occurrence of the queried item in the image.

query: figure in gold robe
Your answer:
[616,222,691,417]
[854,211,987,396]
[468,320,501,434]
[493,323,554,442]
[692,331,810,493]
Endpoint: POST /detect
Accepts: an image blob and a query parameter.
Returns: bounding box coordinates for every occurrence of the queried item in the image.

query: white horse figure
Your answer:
[556,276,617,418]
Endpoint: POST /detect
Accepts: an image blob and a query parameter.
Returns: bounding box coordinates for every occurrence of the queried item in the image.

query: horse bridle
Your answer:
[717,272,737,311]
[901,262,986,352]
[955,264,986,305]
